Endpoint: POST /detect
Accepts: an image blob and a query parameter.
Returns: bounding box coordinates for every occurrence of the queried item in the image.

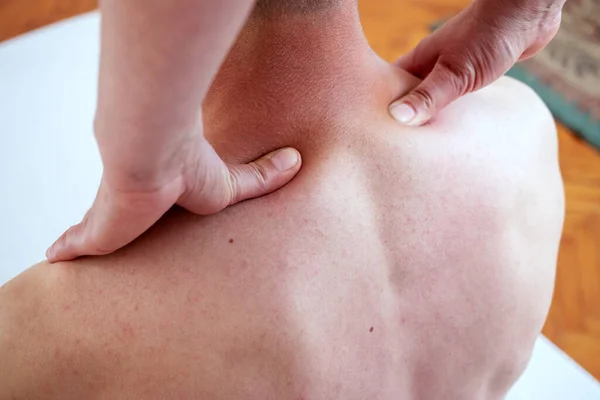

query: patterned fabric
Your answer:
[529,0,600,119]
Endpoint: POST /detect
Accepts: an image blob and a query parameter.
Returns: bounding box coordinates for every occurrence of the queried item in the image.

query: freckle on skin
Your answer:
[229,238,234,243]
[123,324,134,337]
[134,304,139,312]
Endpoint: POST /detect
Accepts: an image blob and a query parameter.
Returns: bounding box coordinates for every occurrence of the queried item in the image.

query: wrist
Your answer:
[94,116,200,192]
[101,159,184,193]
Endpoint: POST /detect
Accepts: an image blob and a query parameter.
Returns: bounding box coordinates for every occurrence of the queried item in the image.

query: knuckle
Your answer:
[222,166,242,208]
[250,161,270,188]
[188,164,232,213]
[436,56,474,95]
[227,166,240,194]
[410,86,436,111]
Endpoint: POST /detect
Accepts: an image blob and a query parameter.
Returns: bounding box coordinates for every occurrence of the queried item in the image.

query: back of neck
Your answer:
[203,4,398,162]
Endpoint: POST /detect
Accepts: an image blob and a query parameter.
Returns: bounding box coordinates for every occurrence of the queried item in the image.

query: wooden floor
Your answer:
[1,0,599,382]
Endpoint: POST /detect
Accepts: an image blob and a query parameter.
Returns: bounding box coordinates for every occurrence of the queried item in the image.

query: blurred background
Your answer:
[0,0,598,382]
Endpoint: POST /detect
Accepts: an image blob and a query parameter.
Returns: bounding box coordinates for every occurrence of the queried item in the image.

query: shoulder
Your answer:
[387,75,564,229]
[430,76,558,167]
[477,75,551,113]
[0,264,51,398]
[0,262,104,399]
[474,76,556,143]
[0,253,238,399]
[475,76,559,176]
[435,76,564,234]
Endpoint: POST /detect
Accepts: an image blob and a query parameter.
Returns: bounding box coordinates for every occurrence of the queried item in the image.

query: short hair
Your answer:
[253,0,340,15]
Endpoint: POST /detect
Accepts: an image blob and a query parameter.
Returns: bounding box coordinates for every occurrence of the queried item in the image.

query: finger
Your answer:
[46,182,178,262]
[519,30,559,61]
[395,36,440,79]
[389,58,468,126]
[46,216,89,262]
[227,147,302,206]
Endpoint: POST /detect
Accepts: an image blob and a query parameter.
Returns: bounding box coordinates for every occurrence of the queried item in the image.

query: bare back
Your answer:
[0,77,563,400]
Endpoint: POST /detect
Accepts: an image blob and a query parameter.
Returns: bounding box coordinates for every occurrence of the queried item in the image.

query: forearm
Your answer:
[95,0,255,187]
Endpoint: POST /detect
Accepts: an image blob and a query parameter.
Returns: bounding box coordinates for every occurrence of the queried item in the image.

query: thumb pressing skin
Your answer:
[177,146,303,216]
[226,147,302,205]
[389,59,467,126]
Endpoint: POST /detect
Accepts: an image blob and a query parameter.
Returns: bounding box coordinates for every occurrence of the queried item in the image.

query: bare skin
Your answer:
[0,4,564,400]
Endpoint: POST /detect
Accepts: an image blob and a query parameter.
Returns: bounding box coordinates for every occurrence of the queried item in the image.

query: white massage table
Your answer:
[0,13,599,399]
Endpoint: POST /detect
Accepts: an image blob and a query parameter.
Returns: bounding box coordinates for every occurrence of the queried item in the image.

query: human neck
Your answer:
[203,4,393,163]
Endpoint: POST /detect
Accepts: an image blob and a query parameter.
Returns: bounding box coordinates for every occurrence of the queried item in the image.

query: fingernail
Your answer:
[389,102,416,124]
[270,148,299,172]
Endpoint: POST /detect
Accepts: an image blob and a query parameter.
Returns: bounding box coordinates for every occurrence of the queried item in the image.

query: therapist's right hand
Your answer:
[46,127,302,262]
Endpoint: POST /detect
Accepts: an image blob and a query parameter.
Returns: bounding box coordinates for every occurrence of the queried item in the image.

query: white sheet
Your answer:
[0,12,599,399]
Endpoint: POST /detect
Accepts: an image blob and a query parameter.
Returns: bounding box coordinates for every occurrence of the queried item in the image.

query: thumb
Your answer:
[389,59,467,126]
[226,147,302,206]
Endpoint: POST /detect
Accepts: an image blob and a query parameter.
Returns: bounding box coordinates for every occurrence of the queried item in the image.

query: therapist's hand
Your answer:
[388,0,563,126]
[46,129,302,262]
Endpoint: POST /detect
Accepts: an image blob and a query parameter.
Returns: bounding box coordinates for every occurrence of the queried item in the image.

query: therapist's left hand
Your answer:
[45,128,301,262]
[388,0,563,126]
